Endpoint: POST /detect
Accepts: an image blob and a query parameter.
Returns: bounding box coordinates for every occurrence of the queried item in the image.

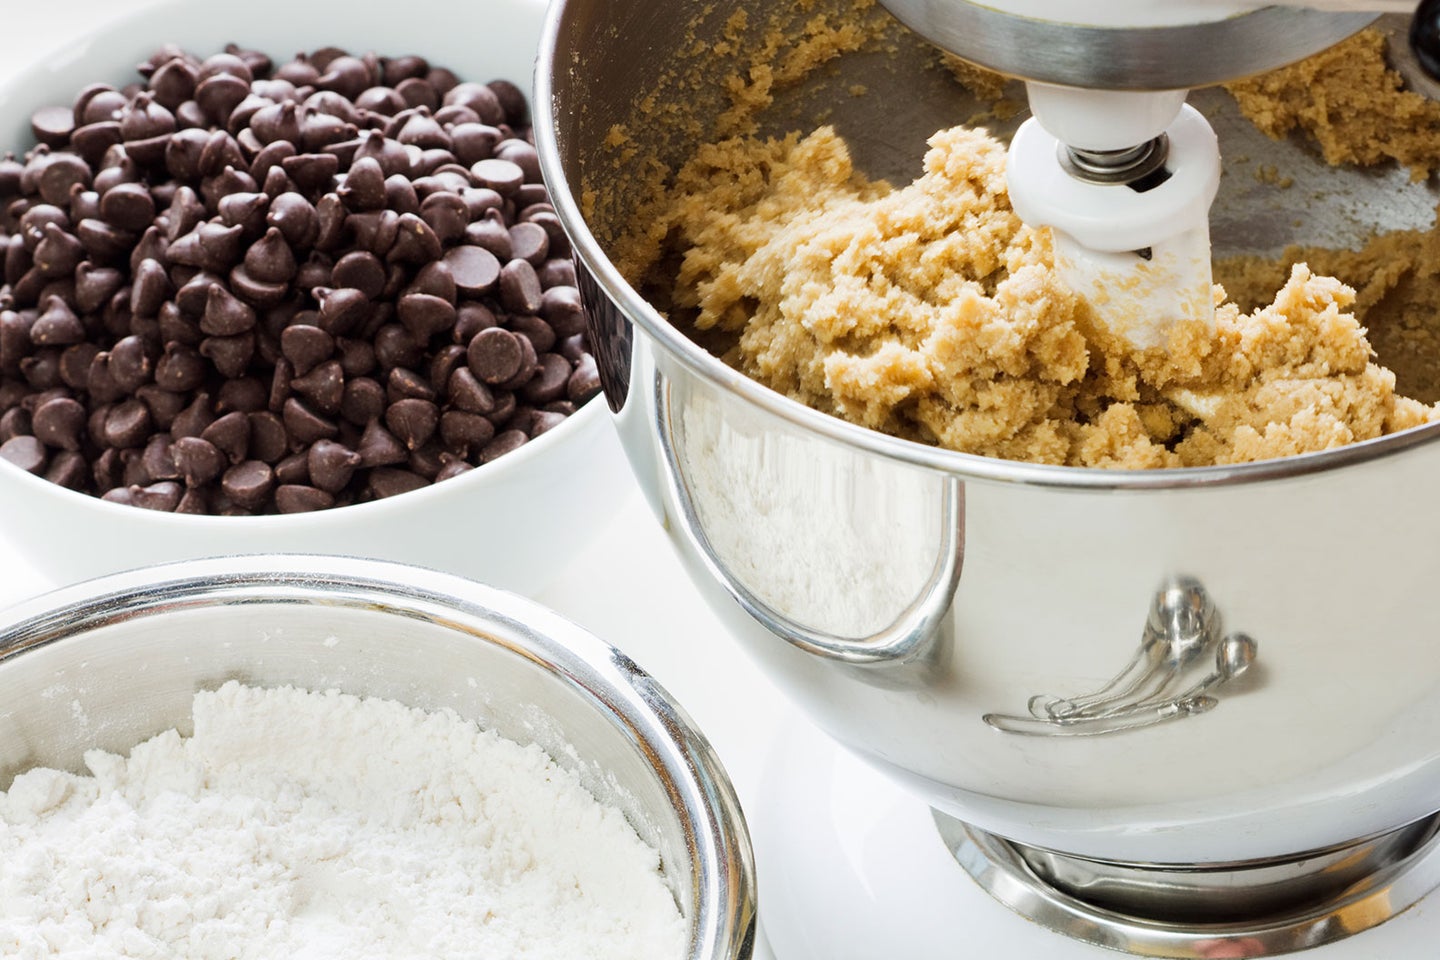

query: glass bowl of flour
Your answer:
[0,555,755,959]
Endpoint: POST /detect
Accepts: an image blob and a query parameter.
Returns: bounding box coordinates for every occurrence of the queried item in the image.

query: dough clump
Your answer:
[643,124,1433,467]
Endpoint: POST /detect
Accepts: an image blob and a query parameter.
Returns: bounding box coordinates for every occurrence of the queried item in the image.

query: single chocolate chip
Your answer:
[387,213,441,264]
[280,323,334,376]
[199,331,256,379]
[520,352,571,405]
[247,410,288,463]
[44,449,88,489]
[103,397,152,448]
[339,155,386,211]
[395,77,440,112]
[384,397,438,450]
[129,480,183,512]
[480,428,527,464]
[356,418,408,467]
[448,252,502,305]
[244,226,297,283]
[466,326,523,385]
[444,82,504,125]
[386,366,436,403]
[464,212,512,261]
[30,295,85,345]
[366,465,428,498]
[499,258,543,314]
[540,285,587,338]
[307,439,361,492]
[221,459,273,508]
[341,376,386,426]
[31,106,76,148]
[397,293,455,341]
[109,334,153,391]
[488,79,529,125]
[447,366,496,416]
[273,450,309,485]
[141,434,181,481]
[428,343,467,394]
[510,314,557,355]
[201,410,251,464]
[137,383,188,429]
[315,286,370,335]
[267,191,320,249]
[171,435,226,486]
[200,284,257,336]
[568,353,601,404]
[331,250,386,299]
[508,221,549,266]
[440,408,495,454]
[31,396,86,450]
[275,483,335,513]
[470,157,523,196]
[154,342,206,392]
[292,358,344,414]
[283,396,338,444]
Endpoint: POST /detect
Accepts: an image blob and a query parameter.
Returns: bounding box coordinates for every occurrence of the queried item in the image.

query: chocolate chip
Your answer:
[499,258,542,314]
[466,327,523,385]
[244,226,296,283]
[247,410,288,462]
[366,465,428,498]
[540,285,587,338]
[470,157,523,196]
[480,428,527,463]
[520,352,571,405]
[385,397,437,449]
[200,284,257,335]
[267,191,320,249]
[332,250,385,299]
[171,435,226,485]
[444,245,499,297]
[282,396,338,444]
[568,353,601,405]
[292,358,344,414]
[155,342,206,392]
[275,483,334,512]
[397,293,454,341]
[199,331,255,379]
[31,396,86,450]
[307,439,361,492]
[356,418,408,466]
[30,295,85,345]
[221,459,273,508]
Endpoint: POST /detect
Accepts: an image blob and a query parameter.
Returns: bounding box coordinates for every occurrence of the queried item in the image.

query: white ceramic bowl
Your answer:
[0,0,631,593]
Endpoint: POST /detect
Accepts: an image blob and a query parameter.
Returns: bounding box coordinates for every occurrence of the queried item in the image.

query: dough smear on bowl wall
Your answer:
[0,0,630,591]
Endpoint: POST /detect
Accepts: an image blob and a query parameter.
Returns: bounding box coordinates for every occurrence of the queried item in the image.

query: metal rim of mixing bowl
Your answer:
[940,811,1440,958]
[532,3,1440,493]
[869,2,1379,90]
[0,555,758,960]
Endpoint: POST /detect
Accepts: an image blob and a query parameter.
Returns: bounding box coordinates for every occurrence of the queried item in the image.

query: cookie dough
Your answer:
[637,123,1433,467]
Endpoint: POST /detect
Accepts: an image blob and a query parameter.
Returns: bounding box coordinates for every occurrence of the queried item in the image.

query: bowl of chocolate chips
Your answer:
[0,0,631,592]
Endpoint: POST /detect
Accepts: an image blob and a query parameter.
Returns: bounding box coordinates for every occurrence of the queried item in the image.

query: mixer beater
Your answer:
[878,0,1433,348]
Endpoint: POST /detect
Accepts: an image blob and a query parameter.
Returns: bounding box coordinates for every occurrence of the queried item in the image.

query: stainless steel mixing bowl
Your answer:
[535,0,1440,881]
[0,556,756,960]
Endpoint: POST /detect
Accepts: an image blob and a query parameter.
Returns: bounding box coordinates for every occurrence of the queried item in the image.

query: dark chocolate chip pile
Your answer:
[0,43,601,514]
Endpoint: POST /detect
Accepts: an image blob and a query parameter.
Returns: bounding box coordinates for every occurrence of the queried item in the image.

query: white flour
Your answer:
[0,682,688,960]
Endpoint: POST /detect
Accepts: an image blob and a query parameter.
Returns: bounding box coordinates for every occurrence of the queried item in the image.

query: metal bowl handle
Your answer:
[652,369,964,666]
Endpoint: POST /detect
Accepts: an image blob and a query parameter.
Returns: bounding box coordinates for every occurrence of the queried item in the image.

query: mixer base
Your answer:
[755,712,1440,960]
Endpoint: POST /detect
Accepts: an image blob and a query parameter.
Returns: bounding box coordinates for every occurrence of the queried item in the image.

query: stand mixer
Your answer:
[535,0,1440,956]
